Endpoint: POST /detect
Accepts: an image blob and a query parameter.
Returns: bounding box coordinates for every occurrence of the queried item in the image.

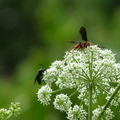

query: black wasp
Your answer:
[34,64,46,84]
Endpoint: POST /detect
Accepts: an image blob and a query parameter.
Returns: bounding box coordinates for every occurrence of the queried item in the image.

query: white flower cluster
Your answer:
[53,94,72,112]
[37,84,52,105]
[37,45,120,120]
[0,108,11,120]
[0,102,21,120]
[92,106,114,120]
[67,105,87,120]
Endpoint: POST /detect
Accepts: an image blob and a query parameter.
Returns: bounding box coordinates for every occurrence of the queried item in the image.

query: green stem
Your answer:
[88,51,93,120]
[5,113,12,120]
[88,83,92,120]
[69,90,77,97]
[98,84,120,119]
[52,87,69,94]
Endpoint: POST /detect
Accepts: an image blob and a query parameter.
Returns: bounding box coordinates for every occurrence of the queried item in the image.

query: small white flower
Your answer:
[0,102,21,120]
[0,108,11,120]
[67,105,87,120]
[53,94,72,112]
[106,87,120,107]
[92,106,114,120]
[9,102,21,116]
[43,60,65,85]
[37,84,52,105]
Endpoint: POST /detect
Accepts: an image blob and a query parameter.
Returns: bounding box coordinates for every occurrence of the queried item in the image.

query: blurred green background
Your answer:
[0,0,120,120]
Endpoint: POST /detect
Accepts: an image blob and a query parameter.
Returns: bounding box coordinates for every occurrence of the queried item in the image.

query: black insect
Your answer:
[34,65,46,84]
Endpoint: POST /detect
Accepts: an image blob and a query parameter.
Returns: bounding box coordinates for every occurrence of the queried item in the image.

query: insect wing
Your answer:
[79,27,88,41]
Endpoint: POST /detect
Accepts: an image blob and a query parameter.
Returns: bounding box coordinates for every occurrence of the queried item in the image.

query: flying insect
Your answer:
[68,27,93,51]
[34,64,46,84]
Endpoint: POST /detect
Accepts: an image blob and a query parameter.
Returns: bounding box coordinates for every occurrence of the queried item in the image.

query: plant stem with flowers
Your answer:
[0,102,21,120]
[37,45,120,120]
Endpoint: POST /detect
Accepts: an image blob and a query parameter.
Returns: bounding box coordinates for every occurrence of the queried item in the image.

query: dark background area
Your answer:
[0,0,120,120]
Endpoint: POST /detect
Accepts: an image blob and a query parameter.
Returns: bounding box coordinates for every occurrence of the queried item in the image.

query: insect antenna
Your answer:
[39,64,45,68]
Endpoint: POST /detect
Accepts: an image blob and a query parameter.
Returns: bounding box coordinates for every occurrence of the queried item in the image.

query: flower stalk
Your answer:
[88,83,92,120]
[98,83,120,119]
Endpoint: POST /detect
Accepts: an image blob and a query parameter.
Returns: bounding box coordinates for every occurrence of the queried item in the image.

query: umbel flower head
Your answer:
[37,45,120,120]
